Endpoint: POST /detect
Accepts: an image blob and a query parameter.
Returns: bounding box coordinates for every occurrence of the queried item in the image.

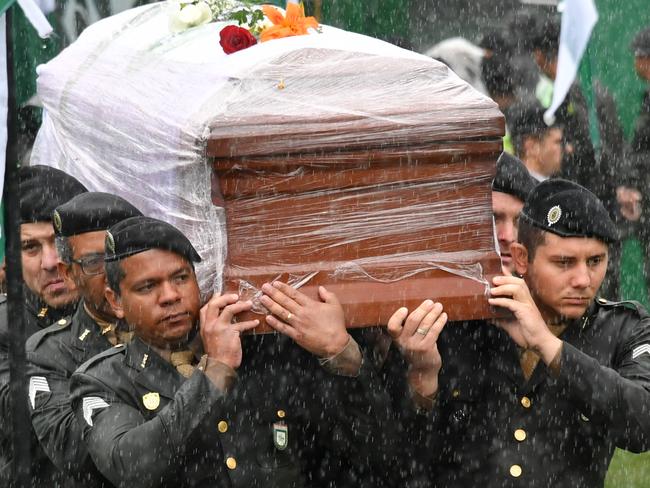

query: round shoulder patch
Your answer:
[547,205,562,226]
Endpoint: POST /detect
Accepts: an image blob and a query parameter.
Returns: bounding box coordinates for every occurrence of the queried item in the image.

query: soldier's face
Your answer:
[21,222,78,308]
[60,230,112,318]
[107,249,200,349]
[492,191,524,271]
[518,233,608,321]
[539,128,563,176]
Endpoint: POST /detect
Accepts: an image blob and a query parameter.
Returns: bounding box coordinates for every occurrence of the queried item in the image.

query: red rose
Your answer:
[219,25,257,54]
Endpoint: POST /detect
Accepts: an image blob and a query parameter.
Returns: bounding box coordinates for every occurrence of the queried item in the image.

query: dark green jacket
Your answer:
[0,291,78,487]
[412,299,650,488]
[26,304,114,487]
[71,333,398,488]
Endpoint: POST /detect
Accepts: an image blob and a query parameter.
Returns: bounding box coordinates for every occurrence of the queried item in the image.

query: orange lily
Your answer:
[260,3,319,43]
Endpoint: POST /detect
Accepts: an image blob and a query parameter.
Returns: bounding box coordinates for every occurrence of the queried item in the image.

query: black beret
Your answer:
[105,216,201,263]
[492,152,537,202]
[631,27,650,56]
[53,192,142,237]
[507,100,555,139]
[19,165,87,224]
[530,17,560,55]
[520,179,618,244]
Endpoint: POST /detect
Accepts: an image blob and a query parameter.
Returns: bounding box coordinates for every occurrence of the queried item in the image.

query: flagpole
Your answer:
[4,4,31,487]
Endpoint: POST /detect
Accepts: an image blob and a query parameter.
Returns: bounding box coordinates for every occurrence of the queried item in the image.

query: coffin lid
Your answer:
[207,45,504,158]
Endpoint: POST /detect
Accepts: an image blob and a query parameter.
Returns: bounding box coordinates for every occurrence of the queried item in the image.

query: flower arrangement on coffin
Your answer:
[220,3,320,54]
[167,0,320,55]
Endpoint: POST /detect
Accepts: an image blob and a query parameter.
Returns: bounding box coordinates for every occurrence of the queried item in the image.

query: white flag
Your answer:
[0,0,52,201]
[544,0,598,126]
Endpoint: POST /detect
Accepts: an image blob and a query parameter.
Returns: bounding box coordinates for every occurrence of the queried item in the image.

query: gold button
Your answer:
[520,396,531,408]
[226,457,237,470]
[510,464,522,477]
[514,429,527,442]
[217,421,228,433]
[277,409,286,419]
[58,319,67,325]
[452,389,460,398]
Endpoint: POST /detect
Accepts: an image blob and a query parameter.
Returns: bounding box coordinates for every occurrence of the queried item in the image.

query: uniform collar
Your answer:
[70,303,114,352]
[125,337,181,400]
[23,286,77,329]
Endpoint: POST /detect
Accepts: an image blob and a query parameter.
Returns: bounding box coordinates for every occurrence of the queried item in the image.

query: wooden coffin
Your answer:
[207,48,504,331]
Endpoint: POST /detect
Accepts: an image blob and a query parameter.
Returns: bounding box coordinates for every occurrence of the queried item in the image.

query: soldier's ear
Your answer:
[105,286,124,319]
[511,243,529,276]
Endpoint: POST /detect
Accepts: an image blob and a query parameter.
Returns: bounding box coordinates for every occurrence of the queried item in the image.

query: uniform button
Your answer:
[520,396,531,408]
[452,389,460,398]
[509,464,522,477]
[226,457,237,470]
[217,421,228,433]
[580,413,590,422]
[277,409,286,419]
[514,429,527,442]
[58,319,67,325]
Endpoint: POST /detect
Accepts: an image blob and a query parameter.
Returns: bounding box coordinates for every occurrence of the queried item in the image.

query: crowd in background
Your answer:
[426,15,650,302]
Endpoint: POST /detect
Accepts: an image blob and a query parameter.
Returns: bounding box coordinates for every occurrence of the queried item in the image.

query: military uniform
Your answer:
[24,191,142,486]
[26,304,119,487]
[70,215,397,488]
[71,333,396,488]
[0,292,77,487]
[415,298,650,488]
[0,165,88,486]
[405,180,650,487]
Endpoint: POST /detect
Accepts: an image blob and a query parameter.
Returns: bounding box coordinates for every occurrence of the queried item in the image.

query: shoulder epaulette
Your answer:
[26,316,73,350]
[596,297,649,317]
[76,343,126,374]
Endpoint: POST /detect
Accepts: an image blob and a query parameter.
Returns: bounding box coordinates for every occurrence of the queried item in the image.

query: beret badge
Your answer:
[53,210,62,233]
[105,231,116,254]
[547,205,562,226]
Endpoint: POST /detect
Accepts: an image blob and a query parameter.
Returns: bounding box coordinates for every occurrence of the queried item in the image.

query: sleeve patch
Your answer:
[632,344,650,359]
[82,396,110,426]
[28,376,50,408]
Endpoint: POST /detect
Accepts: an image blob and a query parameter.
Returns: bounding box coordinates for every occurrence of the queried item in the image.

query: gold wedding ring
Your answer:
[286,312,292,321]
[416,327,429,336]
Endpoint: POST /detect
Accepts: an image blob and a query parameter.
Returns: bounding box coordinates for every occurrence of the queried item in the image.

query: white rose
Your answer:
[168,0,212,33]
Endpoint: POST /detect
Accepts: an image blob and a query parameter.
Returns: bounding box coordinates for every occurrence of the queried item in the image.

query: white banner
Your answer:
[544,0,598,126]
[0,1,52,203]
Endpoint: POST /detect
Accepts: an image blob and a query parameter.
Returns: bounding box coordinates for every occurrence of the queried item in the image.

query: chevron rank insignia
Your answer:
[83,397,110,426]
[632,344,650,360]
[29,376,50,409]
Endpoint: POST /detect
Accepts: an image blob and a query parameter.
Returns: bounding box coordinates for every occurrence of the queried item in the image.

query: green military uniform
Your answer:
[394,179,650,487]
[71,333,396,488]
[70,215,397,488]
[413,298,650,488]
[0,293,77,487]
[25,191,142,486]
[25,305,119,487]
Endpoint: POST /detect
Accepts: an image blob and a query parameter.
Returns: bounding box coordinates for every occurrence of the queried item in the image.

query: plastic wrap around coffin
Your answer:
[209,48,505,330]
